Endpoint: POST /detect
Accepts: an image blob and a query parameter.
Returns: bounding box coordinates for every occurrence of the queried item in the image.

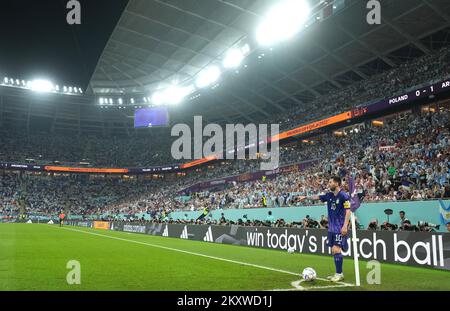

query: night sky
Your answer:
[0,0,128,90]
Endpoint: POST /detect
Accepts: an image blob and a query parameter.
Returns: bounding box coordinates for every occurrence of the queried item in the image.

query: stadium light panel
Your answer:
[99,98,104,105]
[152,85,194,106]
[166,85,193,105]
[241,44,251,55]
[109,98,113,104]
[195,66,221,88]
[118,98,123,104]
[151,92,163,106]
[130,98,135,104]
[30,79,54,93]
[3,77,8,84]
[68,86,73,93]
[63,86,68,92]
[223,48,244,69]
[256,0,311,46]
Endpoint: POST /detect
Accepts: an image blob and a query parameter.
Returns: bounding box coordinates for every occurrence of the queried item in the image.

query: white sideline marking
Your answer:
[56,226,299,276]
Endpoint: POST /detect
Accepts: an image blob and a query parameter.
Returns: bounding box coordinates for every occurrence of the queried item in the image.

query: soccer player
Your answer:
[59,211,66,227]
[196,206,210,221]
[297,176,351,282]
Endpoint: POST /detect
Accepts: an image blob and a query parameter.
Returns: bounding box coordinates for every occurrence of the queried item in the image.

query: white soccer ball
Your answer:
[302,267,317,282]
[287,247,295,254]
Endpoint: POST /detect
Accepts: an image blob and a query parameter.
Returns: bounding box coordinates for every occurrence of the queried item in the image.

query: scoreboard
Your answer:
[134,107,169,128]
[352,78,450,117]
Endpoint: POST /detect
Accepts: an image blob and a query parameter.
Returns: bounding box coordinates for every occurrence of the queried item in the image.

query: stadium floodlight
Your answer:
[3,77,8,84]
[79,88,83,94]
[30,79,54,93]
[63,86,68,92]
[151,92,163,105]
[223,48,244,69]
[68,86,73,93]
[130,98,135,104]
[109,98,113,105]
[166,85,193,105]
[256,0,311,46]
[118,98,123,104]
[241,44,250,55]
[15,79,20,86]
[152,85,194,106]
[99,98,104,105]
[195,66,221,88]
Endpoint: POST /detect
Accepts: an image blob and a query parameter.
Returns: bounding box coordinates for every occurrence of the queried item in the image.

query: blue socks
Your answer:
[334,253,343,274]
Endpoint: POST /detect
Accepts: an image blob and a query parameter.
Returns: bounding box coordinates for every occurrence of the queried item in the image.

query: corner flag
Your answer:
[348,176,365,212]
[347,175,365,287]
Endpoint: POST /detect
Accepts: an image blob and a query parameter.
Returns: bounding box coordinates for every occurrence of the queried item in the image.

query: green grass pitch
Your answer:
[0,223,449,291]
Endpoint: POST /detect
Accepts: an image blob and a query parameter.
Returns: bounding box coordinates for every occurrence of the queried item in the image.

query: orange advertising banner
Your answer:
[180,155,218,169]
[272,111,352,142]
[93,221,110,230]
[44,166,129,174]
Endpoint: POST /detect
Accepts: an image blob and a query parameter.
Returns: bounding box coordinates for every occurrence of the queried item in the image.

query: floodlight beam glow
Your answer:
[30,79,54,93]
[151,85,194,106]
[195,66,221,88]
[223,48,244,69]
[256,0,311,46]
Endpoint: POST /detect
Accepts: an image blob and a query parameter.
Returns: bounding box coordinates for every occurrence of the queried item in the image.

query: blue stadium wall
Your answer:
[168,200,450,232]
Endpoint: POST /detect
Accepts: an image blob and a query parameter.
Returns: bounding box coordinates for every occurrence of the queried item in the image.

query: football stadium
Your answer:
[1,0,450,301]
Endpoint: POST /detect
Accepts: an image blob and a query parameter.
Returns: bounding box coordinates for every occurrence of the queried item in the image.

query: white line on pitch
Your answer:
[270,279,354,291]
[55,226,300,277]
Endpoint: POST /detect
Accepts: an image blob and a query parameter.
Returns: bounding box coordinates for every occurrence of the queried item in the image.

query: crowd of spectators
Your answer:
[171,110,450,212]
[2,107,448,230]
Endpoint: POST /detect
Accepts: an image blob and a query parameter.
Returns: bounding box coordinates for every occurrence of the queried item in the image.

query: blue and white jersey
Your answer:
[319,190,351,233]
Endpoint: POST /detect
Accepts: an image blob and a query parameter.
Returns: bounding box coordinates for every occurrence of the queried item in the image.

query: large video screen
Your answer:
[134,107,169,128]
